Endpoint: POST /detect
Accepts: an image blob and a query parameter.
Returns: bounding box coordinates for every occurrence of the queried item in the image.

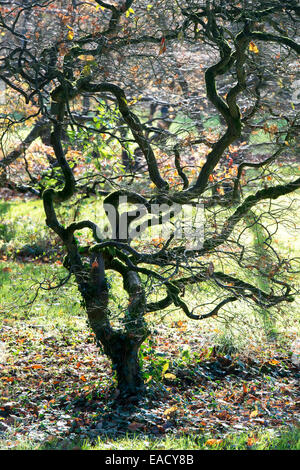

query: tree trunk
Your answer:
[90,324,146,398]
[110,336,144,397]
[82,256,148,398]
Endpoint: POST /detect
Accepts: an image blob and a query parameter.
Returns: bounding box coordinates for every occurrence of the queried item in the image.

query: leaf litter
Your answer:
[0,320,299,449]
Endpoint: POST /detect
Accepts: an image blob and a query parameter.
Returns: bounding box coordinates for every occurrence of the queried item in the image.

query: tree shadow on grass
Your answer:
[0,201,10,217]
[19,354,300,451]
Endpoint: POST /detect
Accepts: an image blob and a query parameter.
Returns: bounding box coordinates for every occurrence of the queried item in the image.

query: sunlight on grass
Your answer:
[0,427,299,450]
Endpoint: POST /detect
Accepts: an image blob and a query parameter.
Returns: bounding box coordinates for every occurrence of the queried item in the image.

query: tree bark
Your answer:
[88,316,146,397]
[82,256,148,398]
[104,333,145,397]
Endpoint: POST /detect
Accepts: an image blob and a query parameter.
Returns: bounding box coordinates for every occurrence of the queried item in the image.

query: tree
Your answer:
[0,0,299,398]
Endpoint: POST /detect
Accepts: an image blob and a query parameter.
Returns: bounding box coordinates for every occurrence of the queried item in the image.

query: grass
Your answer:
[1,428,299,450]
[69,428,300,450]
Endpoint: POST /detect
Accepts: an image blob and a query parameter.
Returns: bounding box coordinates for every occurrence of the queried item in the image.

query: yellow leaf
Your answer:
[164,373,177,380]
[126,8,134,17]
[161,362,169,377]
[249,41,259,54]
[250,408,258,418]
[67,28,74,40]
[163,405,178,416]
[78,55,95,61]
[94,2,104,11]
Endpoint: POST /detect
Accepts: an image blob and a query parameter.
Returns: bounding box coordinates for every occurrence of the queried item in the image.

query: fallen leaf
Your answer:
[128,421,144,431]
[164,373,177,380]
[159,37,166,55]
[205,439,223,447]
[250,408,258,418]
[2,267,12,272]
[163,404,178,416]
[268,359,280,365]
[249,41,259,53]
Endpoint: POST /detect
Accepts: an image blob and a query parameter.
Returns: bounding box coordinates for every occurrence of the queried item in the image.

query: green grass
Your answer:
[1,427,299,450]
[0,261,85,331]
[84,428,300,450]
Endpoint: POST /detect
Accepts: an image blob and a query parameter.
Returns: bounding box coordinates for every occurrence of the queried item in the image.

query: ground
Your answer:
[0,312,299,450]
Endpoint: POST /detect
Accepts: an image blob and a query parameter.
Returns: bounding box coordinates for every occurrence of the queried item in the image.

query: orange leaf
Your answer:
[247,437,257,447]
[91,260,99,268]
[159,44,166,55]
[268,359,280,365]
[80,375,87,382]
[32,365,43,369]
[2,266,12,272]
[205,439,223,447]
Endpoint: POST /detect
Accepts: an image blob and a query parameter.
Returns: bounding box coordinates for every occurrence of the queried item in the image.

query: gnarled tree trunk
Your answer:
[82,254,149,398]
